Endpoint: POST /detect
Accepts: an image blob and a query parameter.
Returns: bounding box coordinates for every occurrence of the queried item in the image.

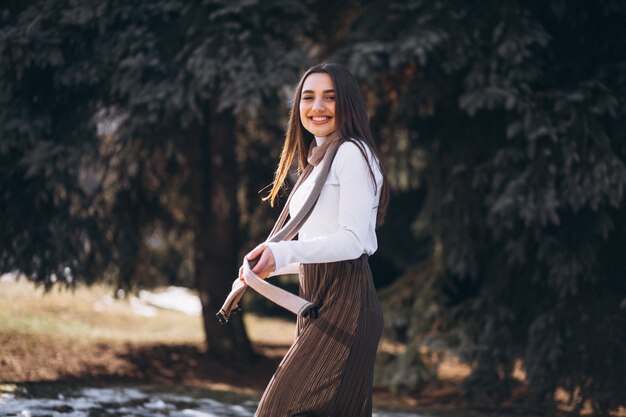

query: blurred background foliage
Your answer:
[1,0,625,414]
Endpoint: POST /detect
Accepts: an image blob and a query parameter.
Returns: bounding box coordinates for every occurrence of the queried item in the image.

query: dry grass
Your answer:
[0,278,295,393]
[1,279,203,343]
[0,279,294,346]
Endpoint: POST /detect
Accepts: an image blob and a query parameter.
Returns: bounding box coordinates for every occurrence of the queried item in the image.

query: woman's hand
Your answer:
[244,244,276,280]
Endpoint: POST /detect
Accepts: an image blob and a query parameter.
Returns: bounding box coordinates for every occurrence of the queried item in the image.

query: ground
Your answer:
[0,279,621,417]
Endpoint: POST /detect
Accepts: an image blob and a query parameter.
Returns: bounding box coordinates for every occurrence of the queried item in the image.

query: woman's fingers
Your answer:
[251,247,276,278]
[262,247,276,273]
[251,252,267,275]
[243,244,275,279]
[245,243,267,261]
[239,244,274,283]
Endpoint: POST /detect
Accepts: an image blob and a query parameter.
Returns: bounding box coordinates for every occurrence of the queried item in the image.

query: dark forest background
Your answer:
[1,0,625,415]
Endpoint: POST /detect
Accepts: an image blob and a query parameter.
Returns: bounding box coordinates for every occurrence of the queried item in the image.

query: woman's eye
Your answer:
[302,96,313,101]
[325,96,335,101]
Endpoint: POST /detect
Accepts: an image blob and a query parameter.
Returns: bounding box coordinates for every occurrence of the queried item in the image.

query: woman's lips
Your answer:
[309,115,332,124]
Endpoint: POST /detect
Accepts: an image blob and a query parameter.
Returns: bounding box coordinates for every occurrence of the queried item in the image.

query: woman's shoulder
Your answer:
[335,138,377,166]
[332,138,382,181]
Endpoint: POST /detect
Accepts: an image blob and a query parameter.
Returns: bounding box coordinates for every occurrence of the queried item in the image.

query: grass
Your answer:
[1,280,205,344]
[0,278,296,392]
[0,279,295,346]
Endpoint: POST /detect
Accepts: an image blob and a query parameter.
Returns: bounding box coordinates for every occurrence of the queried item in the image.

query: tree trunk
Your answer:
[188,104,254,361]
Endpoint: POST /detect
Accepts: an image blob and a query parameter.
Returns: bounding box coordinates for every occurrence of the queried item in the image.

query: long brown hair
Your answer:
[265,63,389,226]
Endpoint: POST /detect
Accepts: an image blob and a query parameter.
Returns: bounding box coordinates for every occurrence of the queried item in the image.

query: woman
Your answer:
[243,63,389,417]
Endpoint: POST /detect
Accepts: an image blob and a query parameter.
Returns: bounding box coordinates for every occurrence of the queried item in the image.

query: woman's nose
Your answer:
[312,97,325,111]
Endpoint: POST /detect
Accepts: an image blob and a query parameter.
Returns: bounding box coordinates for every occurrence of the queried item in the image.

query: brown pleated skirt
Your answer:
[255,255,383,417]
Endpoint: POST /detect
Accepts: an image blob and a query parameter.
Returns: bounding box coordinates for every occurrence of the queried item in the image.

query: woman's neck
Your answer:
[315,131,338,146]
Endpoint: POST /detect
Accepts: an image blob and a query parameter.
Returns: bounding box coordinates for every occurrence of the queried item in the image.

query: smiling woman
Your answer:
[240,63,390,417]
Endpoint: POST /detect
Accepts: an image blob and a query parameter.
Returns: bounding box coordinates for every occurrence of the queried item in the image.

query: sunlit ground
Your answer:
[1,278,624,417]
[0,277,295,393]
[0,277,294,345]
[0,278,430,416]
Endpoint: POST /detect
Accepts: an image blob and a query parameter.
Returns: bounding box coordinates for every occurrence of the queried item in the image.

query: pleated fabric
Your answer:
[255,254,383,417]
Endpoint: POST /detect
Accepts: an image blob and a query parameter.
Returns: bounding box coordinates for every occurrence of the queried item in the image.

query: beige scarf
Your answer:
[217,132,342,324]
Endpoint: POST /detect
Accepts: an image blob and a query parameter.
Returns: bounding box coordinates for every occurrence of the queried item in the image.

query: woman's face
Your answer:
[299,72,336,138]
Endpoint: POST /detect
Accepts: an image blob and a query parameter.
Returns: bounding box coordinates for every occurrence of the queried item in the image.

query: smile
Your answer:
[310,116,331,123]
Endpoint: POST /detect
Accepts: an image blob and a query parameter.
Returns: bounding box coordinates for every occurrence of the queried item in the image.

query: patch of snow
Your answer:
[92,294,114,312]
[92,286,201,317]
[1,385,428,417]
[143,399,171,410]
[0,392,16,403]
[138,286,202,316]
[180,409,221,417]
[51,412,87,417]
[230,404,253,414]
[68,397,96,410]
[2,399,67,415]
[130,296,158,317]
[0,271,20,283]
[80,387,148,403]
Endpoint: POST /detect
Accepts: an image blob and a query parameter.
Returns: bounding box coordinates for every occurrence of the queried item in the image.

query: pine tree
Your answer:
[340,0,626,412]
[0,0,312,360]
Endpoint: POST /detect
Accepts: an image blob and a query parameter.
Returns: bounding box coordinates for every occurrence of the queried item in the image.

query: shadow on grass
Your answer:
[31,342,286,394]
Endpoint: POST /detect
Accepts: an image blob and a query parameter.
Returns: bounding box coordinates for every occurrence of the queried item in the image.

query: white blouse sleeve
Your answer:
[266,142,380,270]
[268,262,300,277]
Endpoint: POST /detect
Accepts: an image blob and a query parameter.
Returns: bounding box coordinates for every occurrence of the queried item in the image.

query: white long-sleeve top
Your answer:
[267,135,383,275]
